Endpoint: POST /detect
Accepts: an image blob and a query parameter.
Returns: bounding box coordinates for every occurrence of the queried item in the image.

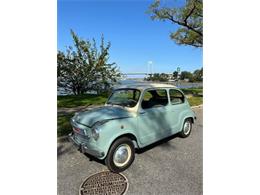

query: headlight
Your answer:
[91,126,101,140]
[91,120,109,140]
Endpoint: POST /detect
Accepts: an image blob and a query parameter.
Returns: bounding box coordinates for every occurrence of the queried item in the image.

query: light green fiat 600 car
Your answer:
[69,83,196,172]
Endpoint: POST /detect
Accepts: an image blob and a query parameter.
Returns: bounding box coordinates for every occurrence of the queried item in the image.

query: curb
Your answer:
[57,135,68,143]
[191,104,203,108]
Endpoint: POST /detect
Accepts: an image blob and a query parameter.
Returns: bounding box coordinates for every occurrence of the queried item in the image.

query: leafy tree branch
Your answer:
[148,0,203,47]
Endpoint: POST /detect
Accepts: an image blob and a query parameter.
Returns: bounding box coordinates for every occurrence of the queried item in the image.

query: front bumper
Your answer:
[68,132,104,158]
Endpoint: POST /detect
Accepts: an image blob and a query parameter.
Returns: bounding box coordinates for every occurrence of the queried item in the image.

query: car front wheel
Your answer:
[105,137,135,173]
[179,118,193,138]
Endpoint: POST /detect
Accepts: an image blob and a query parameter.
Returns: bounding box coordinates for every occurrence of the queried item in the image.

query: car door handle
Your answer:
[139,111,146,115]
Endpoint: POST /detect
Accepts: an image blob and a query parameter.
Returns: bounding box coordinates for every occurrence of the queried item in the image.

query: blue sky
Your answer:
[58,0,202,74]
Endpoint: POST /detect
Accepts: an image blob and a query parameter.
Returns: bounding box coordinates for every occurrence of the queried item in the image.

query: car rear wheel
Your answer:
[105,137,135,173]
[179,118,192,138]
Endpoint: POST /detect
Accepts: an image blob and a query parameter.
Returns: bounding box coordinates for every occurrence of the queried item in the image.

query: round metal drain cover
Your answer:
[79,171,128,195]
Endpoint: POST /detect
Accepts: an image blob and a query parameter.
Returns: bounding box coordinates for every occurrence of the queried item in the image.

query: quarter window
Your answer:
[169,89,185,104]
[141,89,168,109]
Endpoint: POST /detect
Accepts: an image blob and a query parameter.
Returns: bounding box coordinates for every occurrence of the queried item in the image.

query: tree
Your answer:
[180,71,193,81]
[172,71,179,80]
[57,30,121,95]
[193,67,203,81]
[145,73,169,82]
[148,0,203,47]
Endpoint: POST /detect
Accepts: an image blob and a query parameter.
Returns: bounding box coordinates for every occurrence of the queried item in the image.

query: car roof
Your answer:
[114,82,177,90]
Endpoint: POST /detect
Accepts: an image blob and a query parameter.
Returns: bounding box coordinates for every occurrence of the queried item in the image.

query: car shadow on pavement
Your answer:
[82,134,180,166]
[57,133,179,166]
[83,153,106,165]
[136,133,179,154]
[57,137,107,165]
[57,143,77,159]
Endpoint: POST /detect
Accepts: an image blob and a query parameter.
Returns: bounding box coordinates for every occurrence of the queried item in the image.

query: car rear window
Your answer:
[169,89,185,104]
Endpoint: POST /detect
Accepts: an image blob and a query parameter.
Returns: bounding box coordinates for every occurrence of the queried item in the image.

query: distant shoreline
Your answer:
[57,80,203,95]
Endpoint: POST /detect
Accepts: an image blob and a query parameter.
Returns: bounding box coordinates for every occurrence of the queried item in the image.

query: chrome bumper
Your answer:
[68,132,104,158]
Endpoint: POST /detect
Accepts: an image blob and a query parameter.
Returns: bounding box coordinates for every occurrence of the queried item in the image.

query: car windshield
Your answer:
[107,89,141,108]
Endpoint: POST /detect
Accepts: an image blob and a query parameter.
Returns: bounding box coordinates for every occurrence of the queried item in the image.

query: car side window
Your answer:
[169,89,185,105]
[141,89,168,109]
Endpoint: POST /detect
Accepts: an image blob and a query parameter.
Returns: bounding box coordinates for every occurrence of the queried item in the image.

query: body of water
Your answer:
[57,80,203,95]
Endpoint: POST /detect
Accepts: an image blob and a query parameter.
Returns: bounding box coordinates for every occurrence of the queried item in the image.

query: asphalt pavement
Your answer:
[57,106,203,195]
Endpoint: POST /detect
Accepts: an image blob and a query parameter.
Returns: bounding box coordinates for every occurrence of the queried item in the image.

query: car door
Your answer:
[137,88,171,146]
[167,89,186,133]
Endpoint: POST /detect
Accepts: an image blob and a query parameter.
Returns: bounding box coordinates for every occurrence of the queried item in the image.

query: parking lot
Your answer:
[57,106,202,195]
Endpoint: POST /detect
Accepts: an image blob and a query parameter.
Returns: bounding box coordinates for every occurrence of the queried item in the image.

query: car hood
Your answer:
[73,106,135,127]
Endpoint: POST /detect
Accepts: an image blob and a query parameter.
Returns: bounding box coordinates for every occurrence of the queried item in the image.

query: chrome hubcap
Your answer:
[183,121,191,135]
[113,144,131,167]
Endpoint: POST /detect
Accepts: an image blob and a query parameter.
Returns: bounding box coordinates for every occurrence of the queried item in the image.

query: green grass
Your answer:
[57,89,202,108]
[58,94,108,108]
[181,88,203,96]
[57,114,73,137]
[187,96,203,106]
[57,94,108,137]
[182,88,203,106]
